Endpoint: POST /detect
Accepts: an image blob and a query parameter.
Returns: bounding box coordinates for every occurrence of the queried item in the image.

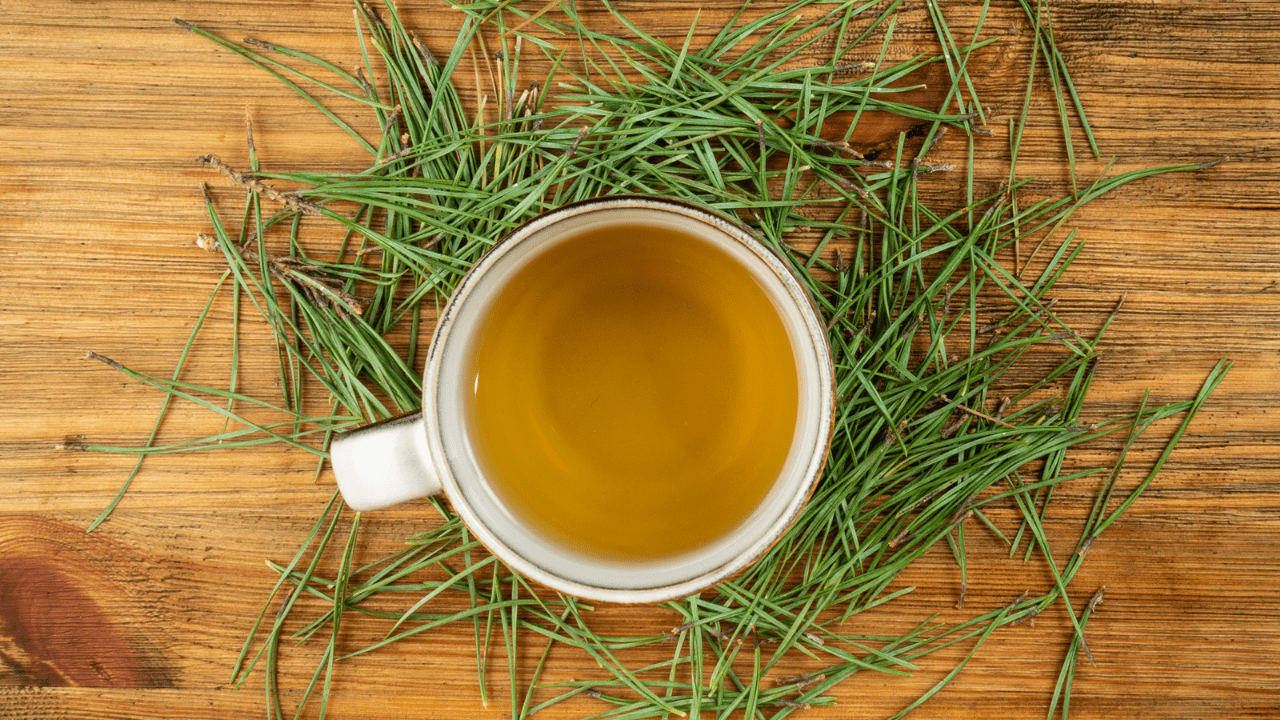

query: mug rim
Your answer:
[420,195,836,604]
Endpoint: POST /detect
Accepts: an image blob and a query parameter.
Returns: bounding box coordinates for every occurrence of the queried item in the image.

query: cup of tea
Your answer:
[331,196,834,603]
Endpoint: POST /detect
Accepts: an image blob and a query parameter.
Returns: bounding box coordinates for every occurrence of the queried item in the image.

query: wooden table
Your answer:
[3,1,1277,717]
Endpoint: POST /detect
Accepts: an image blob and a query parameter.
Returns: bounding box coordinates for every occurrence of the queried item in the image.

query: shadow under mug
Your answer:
[331,196,835,604]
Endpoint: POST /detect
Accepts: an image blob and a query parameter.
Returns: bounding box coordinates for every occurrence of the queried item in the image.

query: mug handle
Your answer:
[329,411,443,511]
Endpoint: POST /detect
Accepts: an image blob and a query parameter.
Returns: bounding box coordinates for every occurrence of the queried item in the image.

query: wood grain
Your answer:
[2,1,1278,718]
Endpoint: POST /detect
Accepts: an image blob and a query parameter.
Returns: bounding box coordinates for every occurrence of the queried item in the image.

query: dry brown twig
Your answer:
[195,233,365,319]
[196,154,323,215]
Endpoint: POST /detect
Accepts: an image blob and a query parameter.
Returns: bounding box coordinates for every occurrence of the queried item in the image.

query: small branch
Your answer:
[564,127,588,159]
[242,37,275,51]
[195,232,365,318]
[85,350,123,370]
[195,155,322,215]
[1088,586,1106,613]
[955,403,1016,429]
[775,672,825,690]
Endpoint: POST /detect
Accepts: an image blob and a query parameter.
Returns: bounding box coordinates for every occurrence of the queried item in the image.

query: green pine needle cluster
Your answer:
[79,1,1228,718]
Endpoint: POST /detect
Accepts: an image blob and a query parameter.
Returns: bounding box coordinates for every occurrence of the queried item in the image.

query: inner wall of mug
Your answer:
[428,199,830,598]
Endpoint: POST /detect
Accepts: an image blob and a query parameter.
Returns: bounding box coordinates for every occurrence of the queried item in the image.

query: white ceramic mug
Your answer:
[331,196,834,604]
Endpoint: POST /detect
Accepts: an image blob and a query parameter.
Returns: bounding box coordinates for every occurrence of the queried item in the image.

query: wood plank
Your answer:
[2,0,1278,718]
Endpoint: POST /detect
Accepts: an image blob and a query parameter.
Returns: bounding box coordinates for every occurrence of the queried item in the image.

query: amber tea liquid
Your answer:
[465,223,799,561]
